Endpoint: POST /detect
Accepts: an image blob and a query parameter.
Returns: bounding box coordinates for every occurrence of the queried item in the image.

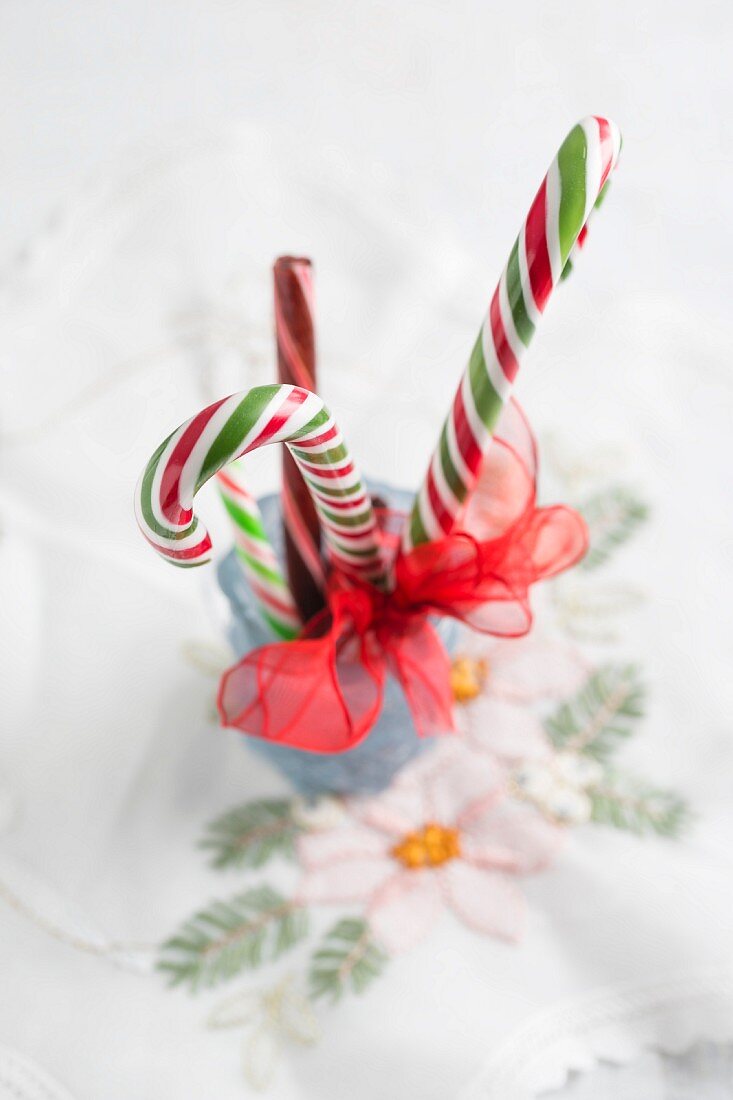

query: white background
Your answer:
[1,3,732,1099]
[1,0,730,323]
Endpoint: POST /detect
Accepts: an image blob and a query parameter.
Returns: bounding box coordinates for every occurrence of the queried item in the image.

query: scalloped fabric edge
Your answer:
[459,967,733,1100]
[0,1043,78,1100]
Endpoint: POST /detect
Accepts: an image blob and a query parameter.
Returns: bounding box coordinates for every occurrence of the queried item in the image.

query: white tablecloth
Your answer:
[1,4,732,1098]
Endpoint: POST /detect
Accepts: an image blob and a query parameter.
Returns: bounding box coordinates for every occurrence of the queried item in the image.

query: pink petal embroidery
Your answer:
[461,800,564,873]
[440,862,526,941]
[459,696,552,763]
[488,636,588,703]
[297,825,388,870]
[458,835,523,872]
[422,744,505,824]
[350,771,427,837]
[368,870,442,954]
[296,856,394,905]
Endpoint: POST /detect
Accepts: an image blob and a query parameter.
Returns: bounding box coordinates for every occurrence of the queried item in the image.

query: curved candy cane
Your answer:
[135,384,387,587]
[405,115,622,551]
[216,461,301,640]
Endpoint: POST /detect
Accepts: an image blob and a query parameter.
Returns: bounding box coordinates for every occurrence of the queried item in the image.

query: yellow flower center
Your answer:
[450,656,488,703]
[391,823,462,870]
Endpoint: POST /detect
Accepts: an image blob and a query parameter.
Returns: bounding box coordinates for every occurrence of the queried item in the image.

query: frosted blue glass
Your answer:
[217,482,458,797]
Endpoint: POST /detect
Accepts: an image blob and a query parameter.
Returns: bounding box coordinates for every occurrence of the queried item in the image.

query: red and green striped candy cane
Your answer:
[216,461,301,640]
[135,384,387,587]
[404,116,622,551]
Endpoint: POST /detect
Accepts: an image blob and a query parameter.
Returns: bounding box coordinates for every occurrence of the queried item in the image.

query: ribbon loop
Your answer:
[218,402,588,753]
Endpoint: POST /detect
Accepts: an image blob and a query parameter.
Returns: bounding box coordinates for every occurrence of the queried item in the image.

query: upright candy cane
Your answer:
[405,116,621,551]
[216,462,301,640]
[135,384,387,587]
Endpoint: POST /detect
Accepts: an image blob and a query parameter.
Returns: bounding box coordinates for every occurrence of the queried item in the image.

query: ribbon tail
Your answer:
[386,620,456,738]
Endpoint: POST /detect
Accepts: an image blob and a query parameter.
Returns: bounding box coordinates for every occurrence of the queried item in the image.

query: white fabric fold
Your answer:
[1,119,731,1100]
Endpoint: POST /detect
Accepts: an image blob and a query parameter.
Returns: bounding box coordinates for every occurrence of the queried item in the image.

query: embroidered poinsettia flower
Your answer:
[455,629,589,704]
[459,694,551,764]
[451,630,589,764]
[295,744,562,954]
[514,751,604,825]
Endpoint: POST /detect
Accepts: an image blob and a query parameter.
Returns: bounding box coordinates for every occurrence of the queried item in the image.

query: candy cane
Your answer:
[404,116,621,551]
[560,174,612,281]
[274,256,327,619]
[135,384,387,587]
[216,461,301,640]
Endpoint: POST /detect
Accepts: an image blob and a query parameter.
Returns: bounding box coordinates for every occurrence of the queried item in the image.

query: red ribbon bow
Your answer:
[218,402,587,754]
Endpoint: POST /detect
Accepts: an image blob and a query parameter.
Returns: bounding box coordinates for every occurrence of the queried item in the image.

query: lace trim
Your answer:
[460,967,733,1099]
[0,1045,77,1100]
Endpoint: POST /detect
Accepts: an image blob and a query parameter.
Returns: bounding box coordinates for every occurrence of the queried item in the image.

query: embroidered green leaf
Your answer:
[545,664,645,761]
[158,886,308,992]
[200,799,303,869]
[579,486,649,571]
[309,918,387,1003]
[590,772,691,838]
[550,579,645,644]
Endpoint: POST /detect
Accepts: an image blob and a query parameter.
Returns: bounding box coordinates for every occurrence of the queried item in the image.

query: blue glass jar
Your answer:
[216,483,457,798]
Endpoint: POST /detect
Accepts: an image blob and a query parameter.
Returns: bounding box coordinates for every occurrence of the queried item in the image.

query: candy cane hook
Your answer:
[405,116,621,551]
[135,384,387,587]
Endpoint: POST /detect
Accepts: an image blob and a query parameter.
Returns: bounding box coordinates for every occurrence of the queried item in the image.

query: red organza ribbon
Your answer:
[217,401,587,754]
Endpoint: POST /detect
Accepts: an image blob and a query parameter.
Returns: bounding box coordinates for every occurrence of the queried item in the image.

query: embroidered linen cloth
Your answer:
[1,129,732,1100]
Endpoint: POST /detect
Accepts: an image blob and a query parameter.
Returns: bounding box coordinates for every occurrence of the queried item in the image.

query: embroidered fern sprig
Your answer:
[545,664,645,761]
[589,772,690,838]
[158,886,307,992]
[200,799,303,870]
[579,486,649,571]
[309,918,387,1003]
